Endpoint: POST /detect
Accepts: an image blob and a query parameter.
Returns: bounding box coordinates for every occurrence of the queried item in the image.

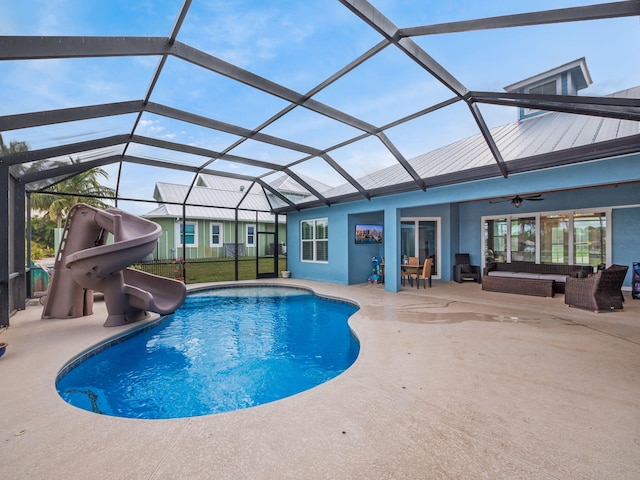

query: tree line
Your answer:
[1,134,115,259]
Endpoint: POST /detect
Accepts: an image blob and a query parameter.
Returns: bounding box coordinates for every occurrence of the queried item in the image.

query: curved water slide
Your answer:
[42,204,186,327]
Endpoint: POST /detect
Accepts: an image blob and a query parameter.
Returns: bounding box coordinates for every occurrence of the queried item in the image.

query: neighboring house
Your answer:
[142,175,286,260]
[142,174,326,260]
[284,60,640,290]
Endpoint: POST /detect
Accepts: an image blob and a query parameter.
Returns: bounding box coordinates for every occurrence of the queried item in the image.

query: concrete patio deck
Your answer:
[1,280,639,479]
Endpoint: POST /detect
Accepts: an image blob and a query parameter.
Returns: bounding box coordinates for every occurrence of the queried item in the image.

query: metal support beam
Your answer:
[213,40,391,196]
[0,36,171,60]
[0,166,11,326]
[283,169,331,206]
[377,132,426,191]
[400,2,640,37]
[20,156,122,185]
[14,180,27,313]
[321,154,370,199]
[1,135,130,167]
[271,134,640,214]
[338,0,468,97]
[172,41,380,134]
[0,101,143,132]
[256,180,299,211]
[144,102,323,156]
[467,102,508,177]
[235,181,256,210]
[125,0,193,165]
[468,91,640,122]
[132,135,287,172]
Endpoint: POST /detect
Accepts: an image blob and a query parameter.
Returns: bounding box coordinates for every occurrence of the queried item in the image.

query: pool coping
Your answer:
[3,279,640,479]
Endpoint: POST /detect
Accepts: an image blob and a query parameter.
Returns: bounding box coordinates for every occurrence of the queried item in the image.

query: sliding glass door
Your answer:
[401,218,439,276]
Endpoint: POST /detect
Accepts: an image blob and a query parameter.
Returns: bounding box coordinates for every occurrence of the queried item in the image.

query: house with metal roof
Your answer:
[283,60,640,290]
[143,175,295,260]
[140,59,640,286]
[2,1,640,327]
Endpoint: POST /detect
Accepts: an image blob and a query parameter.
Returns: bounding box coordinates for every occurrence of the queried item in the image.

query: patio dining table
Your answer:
[400,264,422,286]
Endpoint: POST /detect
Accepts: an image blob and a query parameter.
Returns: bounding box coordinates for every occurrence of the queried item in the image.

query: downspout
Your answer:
[274,212,279,276]
[0,165,9,327]
[26,192,32,298]
[181,204,186,279]
[234,209,239,281]
[255,210,259,276]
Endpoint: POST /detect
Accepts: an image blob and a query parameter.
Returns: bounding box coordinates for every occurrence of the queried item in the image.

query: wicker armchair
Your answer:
[564,264,628,312]
[453,253,480,283]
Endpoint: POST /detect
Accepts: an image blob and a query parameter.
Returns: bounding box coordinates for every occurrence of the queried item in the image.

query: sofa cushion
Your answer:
[515,272,542,279]
[488,271,568,283]
[487,271,516,278]
[543,274,569,283]
[486,262,593,277]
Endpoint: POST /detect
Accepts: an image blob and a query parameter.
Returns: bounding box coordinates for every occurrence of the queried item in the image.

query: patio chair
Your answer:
[453,253,480,283]
[402,256,419,286]
[564,264,628,312]
[411,257,433,289]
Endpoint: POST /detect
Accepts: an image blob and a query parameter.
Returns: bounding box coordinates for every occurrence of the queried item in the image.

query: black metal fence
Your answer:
[132,257,288,284]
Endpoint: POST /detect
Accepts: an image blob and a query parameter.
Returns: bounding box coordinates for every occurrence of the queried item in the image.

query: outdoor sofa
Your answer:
[482,261,593,297]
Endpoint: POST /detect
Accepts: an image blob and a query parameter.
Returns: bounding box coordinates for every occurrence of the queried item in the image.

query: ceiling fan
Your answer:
[489,194,544,208]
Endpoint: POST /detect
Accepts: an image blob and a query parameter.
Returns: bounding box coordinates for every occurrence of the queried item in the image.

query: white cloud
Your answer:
[137,119,166,136]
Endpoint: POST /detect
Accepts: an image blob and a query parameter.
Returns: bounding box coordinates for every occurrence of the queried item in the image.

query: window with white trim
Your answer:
[483,209,608,269]
[246,224,256,247]
[301,218,328,263]
[528,79,558,96]
[210,222,223,247]
[524,79,559,116]
[177,222,197,247]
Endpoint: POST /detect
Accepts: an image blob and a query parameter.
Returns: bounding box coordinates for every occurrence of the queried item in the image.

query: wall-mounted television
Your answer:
[355,224,383,244]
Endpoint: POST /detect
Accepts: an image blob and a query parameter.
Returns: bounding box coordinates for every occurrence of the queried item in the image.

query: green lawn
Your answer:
[135,257,288,284]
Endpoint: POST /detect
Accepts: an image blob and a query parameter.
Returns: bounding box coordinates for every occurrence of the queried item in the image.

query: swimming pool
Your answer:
[56,285,360,419]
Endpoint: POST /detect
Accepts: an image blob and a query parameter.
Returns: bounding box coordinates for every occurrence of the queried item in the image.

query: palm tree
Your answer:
[3,133,115,225]
[3,136,116,253]
[0,133,29,156]
[31,157,116,228]
[2,134,62,181]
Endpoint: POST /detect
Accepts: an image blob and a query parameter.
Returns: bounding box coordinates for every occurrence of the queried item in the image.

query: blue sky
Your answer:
[1,1,638,214]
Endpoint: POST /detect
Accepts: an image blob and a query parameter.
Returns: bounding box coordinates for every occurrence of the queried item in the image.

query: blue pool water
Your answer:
[56,286,359,419]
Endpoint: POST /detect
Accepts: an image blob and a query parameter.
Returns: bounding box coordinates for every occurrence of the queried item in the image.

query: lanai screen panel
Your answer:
[202,161,274,179]
[2,115,139,153]
[409,12,639,98]
[1,57,155,115]
[1,0,638,214]
[10,145,127,188]
[135,113,244,154]
[226,139,306,167]
[260,106,364,152]
[149,56,293,127]
[125,143,212,169]
[385,101,493,168]
[176,0,383,94]
[288,157,358,197]
[117,162,196,212]
[3,0,181,36]
[312,46,455,128]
